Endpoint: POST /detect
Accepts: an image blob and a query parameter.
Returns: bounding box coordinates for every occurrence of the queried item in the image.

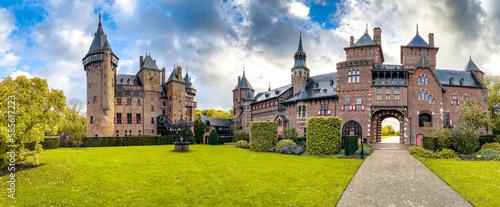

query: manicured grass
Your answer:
[422,160,500,207]
[1,145,362,206]
[381,135,396,139]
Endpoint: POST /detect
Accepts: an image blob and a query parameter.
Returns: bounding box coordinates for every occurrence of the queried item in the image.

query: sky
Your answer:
[1,0,500,114]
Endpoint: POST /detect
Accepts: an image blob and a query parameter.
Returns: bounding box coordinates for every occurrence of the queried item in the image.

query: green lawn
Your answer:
[381,135,396,139]
[1,145,362,206]
[422,160,500,207]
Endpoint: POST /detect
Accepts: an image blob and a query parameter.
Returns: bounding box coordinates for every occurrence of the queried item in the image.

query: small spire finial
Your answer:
[99,13,101,25]
[366,23,368,33]
[243,63,245,76]
[268,82,271,91]
[416,23,419,35]
[470,56,472,60]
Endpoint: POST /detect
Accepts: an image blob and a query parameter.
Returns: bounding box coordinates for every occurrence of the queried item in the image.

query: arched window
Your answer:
[418,76,421,85]
[432,98,436,106]
[419,113,432,127]
[348,71,352,83]
[355,70,360,82]
[449,77,454,84]
[425,92,428,100]
[429,96,432,104]
[460,78,464,85]
[342,121,362,142]
[418,91,421,100]
[425,77,428,85]
[299,71,302,76]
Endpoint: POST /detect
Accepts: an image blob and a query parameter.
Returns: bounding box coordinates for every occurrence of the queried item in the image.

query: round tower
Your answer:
[291,32,310,95]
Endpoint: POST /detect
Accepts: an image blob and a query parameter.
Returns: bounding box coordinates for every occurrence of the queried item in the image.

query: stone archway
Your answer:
[342,120,362,147]
[371,110,406,144]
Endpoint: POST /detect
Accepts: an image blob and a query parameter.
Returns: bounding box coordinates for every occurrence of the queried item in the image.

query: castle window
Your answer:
[353,48,355,55]
[151,84,154,90]
[355,97,362,111]
[344,97,350,109]
[127,98,132,105]
[297,104,306,118]
[90,116,93,124]
[163,101,166,106]
[151,94,154,101]
[93,96,97,103]
[443,112,451,128]
[449,77,454,85]
[432,98,436,106]
[376,88,382,101]
[299,71,302,77]
[452,95,458,105]
[169,106,172,112]
[395,87,400,101]
[464,95,470,102]
[418,91,421,100]
[117,113,122,124]
[136,114,141,124]
[137,99,141,106]
[151,117,155,124]
[347,71,352,83]
[117,98,122,105]
[418,76,421,85]
[151,106,154,112]
[425,92,428,101]
[385,88,391,101]
[88,78,91,87]
[127,113,132,124]
[127,79,130,84]
[424,76,428,85]
[355,70,360,82]
[162,110,166,115]
[321,104,328,116]
[429,96,433,104]
[460,78,464,85]
[361,48,363,54]
[411,48,413,55]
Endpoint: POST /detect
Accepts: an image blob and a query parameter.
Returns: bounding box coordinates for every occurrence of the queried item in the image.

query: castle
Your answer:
[84,14,197,137]
[233,27,488,144]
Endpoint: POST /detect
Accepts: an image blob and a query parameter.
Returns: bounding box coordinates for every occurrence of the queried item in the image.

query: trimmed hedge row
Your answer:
[344,135,358,156]
[250,121,278,152]
[218,137,233,145]
[25,137,60,150]
[306,117,342,155]
[70,136,176,147]
[423,137,439,152]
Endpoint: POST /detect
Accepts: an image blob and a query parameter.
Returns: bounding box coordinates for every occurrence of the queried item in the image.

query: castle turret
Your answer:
[233,68,254,119]
[401,25,439,69]
[291,32,310,95]
[184,70,197,122]
[83,13,119,137]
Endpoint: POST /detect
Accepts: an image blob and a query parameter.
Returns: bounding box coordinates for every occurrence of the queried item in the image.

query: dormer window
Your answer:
[315,83,319,88]
[127,79,130,84]
[329,79,334,86]
[120,78,123,84]
[460,78,464,85]
[449,77,454,85]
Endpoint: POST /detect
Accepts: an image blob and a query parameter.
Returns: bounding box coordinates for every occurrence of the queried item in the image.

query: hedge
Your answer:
[68,136,176,147]
[250,121,278,152]
[25,137,60,150]
[344,135,358,156]
[218,137,233,145]
[478,135,496,149]
[306,117,342,155]
[423,137,439,152]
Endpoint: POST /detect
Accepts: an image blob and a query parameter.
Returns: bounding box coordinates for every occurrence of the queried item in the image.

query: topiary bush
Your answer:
[354,145,373,156]
[276,139,296,152]
[409,146,434,159]
[423,137,439,152]
[235,140,250,149]
[433,128,451,150]
[207,129,219,145]
[476,149,500,160]
[432,148,459,159]
[344,135,358,156]
[451,127,479,155]
[250,121,278,152]
[481,142,500,151]
[234,130,249,142]
[306,117,342,155]
[282,127,299,141]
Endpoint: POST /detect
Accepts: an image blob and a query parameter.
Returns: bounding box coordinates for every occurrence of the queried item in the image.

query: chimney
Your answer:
[373,27,382,45]
[154,59,156,64]
[139,56,143,68]
[161,67,165,84]
[428,33,434,47]
[350,36,354,46]
[178,66,182,80]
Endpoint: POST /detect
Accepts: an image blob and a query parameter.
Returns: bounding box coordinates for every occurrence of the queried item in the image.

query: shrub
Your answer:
[451,127,479,155]
[234,130,249,142]
[354,146,373,156]
[276,139,296,152]
[478,135,496,149]
[423,137,439,152]
[250,122,278,152]
[306,117,342,155]
[69,136,176,147]
[282,127,299,141]
[433,128,451,150]
[218,137,233,144]
[235,140,250,149]
[476,149,500,160]
[432,148,459,159]
[207,129,219,145]
[344,136,358,156]
[481,142,500,151]
[25,137,60,150]
[409,146,433,159]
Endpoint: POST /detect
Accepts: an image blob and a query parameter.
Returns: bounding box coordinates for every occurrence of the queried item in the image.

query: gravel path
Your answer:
[336,149,472,207]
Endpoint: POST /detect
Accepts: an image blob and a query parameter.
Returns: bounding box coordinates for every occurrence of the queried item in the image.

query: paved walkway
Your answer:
[337,148,472,207]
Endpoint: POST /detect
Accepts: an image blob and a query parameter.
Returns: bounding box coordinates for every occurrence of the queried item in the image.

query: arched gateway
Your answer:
[370,110,407,144]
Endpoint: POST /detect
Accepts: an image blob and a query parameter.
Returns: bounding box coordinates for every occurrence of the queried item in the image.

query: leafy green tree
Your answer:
[485,75,500,134]
[457,101,490,133]
[207,129,219,145]
[60,98,86,149]
[194,120,206,144]
[433,128,451,150]
[186,128,194,144]
[282,127,299,141]
[382,125,395,136]
[0,76,65,168]
[233,130,248,142]
[451,126,479,155]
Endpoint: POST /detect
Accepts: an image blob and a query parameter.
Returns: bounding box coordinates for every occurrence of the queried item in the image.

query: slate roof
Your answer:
[435,69,481,88]
[87,14,112,54]
[116,74,142,86]
[283,72,337,104]
[141,55,160,70]
[407,33,430,47]
[253,84,293,103]
[293,33,307,68]
[234,71,253,90]
[352,33,376,47]
[167,66,185,83]
[198,115,234,127]
[374,64,406,70]
[416,55,431,69]
[464,58,481,71]
[184,72,194,89]
[293,60,307,68]
[244,90,255,100]
[274,114,289,122]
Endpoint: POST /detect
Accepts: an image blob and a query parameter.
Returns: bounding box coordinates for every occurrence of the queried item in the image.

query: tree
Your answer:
[194,120,206,144]
[451,126,479,155]
[233,130,248,142]
[381,125,395,136]
[230,118,242,133]
[485,75,500,134]
[0,76,65,168]
[59,98,87,149]
[433,128,451,150]
[207,129,219,145]
[457,101,490,133]
[282,127,299,141]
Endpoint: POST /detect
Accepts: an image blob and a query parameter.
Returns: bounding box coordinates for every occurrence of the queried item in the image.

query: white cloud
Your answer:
[0,8,21,68]
[290,1,310,19]
[10,70,34,79]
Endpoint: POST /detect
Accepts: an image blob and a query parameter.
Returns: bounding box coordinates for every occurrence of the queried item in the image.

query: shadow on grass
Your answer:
[1,163,45,177]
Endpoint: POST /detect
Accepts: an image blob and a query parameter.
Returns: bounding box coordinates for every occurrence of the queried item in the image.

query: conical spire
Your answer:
[87,13,112,54]
[297,31,304,54]
[407,24,430,47]
[268,82,271,91]
[297,86,308,100]
[244,90,255,100]
[464,56,481,71]
[293,32,307,68]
